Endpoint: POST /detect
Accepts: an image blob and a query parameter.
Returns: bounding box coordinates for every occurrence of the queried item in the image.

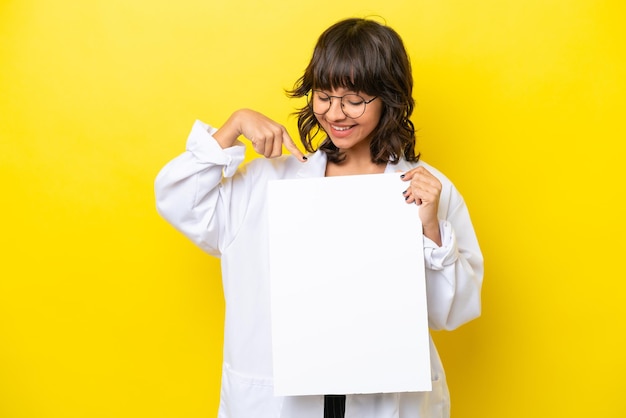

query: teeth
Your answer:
[332,125,351,131]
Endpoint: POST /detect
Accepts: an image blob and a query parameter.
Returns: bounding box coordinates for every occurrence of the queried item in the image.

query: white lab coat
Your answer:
[155,120,484,418]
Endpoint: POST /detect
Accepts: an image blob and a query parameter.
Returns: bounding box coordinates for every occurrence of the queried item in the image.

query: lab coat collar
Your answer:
[296,150,415,178]
[296,151,327,178]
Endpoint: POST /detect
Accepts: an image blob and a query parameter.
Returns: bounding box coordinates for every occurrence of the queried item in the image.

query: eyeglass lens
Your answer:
[310,91,369,119]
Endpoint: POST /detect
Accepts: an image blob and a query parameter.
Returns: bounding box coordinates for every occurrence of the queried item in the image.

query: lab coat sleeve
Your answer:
[154,120,248,256]
[422,189,484,331]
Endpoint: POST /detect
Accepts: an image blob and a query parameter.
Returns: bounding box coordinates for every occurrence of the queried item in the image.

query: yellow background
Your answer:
[1,0,625,417]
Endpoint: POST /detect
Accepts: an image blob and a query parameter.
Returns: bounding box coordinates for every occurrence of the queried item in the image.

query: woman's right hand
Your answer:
[213,109,307,162]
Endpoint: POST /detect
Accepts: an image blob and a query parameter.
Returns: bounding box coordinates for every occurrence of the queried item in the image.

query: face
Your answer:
[313,87,382,154]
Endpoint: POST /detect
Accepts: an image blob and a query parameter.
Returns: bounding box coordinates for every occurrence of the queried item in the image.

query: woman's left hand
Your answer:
[401,167,443,246]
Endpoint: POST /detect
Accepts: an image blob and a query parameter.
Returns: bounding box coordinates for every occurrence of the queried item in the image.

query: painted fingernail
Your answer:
[400,174,406,178]
[402,189,408,195]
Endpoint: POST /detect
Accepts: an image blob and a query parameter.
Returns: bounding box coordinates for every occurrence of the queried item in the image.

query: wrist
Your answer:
[213,111,242,149]
[422,222,442,246]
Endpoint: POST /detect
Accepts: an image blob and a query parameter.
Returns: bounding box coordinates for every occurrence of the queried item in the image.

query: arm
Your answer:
[402,167,483,330]
[423,192,483,331]
[155,112,307,255]
[154,120,247,256]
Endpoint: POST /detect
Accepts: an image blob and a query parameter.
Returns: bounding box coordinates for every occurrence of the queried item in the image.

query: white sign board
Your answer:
[268,173,431,396]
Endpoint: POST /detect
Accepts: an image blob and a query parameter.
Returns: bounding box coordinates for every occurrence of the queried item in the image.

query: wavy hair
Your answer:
[287,18,419,164]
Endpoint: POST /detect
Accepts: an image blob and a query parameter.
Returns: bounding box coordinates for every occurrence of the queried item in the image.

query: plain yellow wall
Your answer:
[1,0,625,417]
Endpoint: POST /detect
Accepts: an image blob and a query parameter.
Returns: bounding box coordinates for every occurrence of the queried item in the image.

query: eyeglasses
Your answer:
[308,90,377,119]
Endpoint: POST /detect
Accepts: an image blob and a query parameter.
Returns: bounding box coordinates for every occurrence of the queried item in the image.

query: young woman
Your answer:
[155,18,483,418]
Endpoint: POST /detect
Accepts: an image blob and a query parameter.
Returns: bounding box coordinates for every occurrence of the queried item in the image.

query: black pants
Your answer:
[324,395,346,418]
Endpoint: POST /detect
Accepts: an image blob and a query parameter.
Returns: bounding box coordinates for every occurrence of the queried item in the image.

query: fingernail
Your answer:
[400,174,406,178]
[302,156,308,161]
[402,189,407,195]
[405,195,409,201]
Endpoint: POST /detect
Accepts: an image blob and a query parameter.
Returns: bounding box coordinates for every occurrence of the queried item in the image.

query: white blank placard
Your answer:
[268,173,431,396]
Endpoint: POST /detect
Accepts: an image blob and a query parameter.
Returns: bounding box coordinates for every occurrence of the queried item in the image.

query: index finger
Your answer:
[400,168,418,181]
[400,166,430,181]
[282,129,307,162]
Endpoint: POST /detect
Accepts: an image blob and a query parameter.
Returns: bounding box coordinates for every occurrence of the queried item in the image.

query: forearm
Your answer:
[423,217,483,330]
[425,252,483,330]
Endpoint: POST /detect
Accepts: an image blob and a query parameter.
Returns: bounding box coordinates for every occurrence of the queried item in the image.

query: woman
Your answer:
[155,17,483,418]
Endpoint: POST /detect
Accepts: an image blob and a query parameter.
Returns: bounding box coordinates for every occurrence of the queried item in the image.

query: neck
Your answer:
[325,154,387,177]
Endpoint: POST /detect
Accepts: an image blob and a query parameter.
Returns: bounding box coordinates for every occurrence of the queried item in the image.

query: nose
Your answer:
[325,97,346,121]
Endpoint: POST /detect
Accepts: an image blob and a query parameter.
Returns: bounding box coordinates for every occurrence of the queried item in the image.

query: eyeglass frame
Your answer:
[307,89,378,119]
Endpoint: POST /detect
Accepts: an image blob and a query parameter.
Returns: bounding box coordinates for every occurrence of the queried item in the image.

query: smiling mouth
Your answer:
[331,125,354,131]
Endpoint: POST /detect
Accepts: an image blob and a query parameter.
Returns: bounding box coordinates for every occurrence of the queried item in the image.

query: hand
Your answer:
[214,109,307,162]
[401,166,442,245]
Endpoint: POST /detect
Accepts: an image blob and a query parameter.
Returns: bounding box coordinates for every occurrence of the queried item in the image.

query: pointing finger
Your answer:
[282,129,307,162]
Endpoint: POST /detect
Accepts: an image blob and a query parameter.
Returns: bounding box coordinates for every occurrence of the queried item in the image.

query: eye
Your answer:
[314,91,330,102]
[346,95,365,106]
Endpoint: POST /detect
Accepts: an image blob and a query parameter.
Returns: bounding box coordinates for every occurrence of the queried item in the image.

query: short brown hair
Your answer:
[288,18,419,164]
